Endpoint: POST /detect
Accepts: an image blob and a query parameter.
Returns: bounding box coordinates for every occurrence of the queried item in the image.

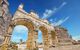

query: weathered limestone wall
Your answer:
[0,0,12,46]
[54,26,72,45]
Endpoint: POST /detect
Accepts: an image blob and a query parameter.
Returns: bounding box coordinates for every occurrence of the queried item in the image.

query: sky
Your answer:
[8,0,80,42]
[11,25,28,43]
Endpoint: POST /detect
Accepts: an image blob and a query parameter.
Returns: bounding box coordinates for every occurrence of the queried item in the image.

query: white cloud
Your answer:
[51,16,70,26]
[72,35,80,41]
[42,8,57,19]
[49,18,57,23]
[59,2,67,9]
[42,2,67,19]
[13,25,28,33]
[50,19,53,22]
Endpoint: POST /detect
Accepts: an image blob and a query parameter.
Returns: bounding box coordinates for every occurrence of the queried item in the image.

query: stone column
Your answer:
[3,34,11,44]
[5,26,13,44]
[34,30,38,48]
[51,31,58,47]
[55,35,58,47]
[51,31,56,46]
[27,30,35,50]
[48,33,53,47]
[43,32,49,50]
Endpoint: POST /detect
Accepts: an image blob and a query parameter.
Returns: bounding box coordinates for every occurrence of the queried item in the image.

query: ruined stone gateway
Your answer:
[0,0,72,50]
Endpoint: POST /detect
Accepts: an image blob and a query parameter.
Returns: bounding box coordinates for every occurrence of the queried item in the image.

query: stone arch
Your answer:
[11,18,34,30]
[39,26,49,50]
[3,18,36,50]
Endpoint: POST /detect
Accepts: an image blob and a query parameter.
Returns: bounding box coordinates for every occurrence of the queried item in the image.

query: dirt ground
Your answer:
[49,45,80,50]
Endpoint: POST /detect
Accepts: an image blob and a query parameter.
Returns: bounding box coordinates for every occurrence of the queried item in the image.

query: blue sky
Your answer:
[8,0,80,42]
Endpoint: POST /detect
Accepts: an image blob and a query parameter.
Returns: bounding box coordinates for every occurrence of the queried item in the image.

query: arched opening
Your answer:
[38,30,43,44]
[11,25,28,43]
[37,29,44,50]
[10,25,28,50]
